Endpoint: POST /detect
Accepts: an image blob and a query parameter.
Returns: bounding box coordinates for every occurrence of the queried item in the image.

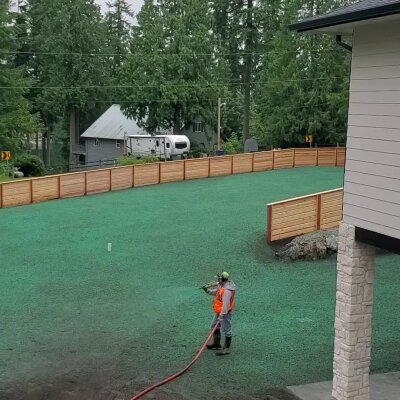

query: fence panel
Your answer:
[232,153,253,174]
[185,159,209,180]
[134,163,160,187]
[267,188,343,242]
[160,160,185,183]
[273,149,294,169]
[320,189,344,229]
[253,151,273,172]
[111,166,134,191]
[294,148,318,167]
[336,148,346,167]
[210,156,232,177]
[86,169,111,194]
[60,172,86,198]
[1,180,31,207]
[318,148,337,166]
[268,195,318,242]
[32,176,59,203]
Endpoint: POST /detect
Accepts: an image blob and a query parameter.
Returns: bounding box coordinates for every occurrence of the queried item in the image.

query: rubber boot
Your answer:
[206,329,222,350]
[216,336,231,356]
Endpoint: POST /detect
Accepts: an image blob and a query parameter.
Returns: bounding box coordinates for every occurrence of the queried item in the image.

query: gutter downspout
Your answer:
[336,35,352,53]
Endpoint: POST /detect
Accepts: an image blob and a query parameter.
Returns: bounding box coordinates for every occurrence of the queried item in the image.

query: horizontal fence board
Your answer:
[294,149,318,167]
[273,149,294,169]
[160,161,185,183]
[318,148,337,166]
[253,151,273,171]
[32,176,59,203]
[267,188,343,242]
[337,148,346,166]
[134,163,160,187]
[185,159,209,180]
[111,166,133,191]
[210,156,232,177]
[60,173,86,198]
[232,154,253,174]
[86,169,111,194]
[2,180,31,207]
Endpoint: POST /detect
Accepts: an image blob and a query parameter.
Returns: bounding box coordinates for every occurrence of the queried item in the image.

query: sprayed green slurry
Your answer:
[0,167,399,399]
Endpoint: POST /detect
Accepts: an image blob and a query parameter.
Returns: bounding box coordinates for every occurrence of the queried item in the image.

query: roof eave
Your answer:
[289,4,400,33]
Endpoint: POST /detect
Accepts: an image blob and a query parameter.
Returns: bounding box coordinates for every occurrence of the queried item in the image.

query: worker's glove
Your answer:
[218,314,227,321]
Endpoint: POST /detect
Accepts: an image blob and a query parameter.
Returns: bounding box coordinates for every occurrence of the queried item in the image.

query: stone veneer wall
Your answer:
[332,223,376,400]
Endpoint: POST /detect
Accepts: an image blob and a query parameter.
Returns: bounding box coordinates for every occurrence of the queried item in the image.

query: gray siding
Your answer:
[85,138,124,164]
[343,20,400,239]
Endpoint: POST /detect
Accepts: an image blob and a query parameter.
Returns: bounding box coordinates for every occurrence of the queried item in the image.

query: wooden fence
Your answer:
[266,188,344,242]
[0,147,345,209]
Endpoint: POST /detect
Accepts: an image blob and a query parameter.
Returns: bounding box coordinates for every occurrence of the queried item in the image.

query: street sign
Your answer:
[305,135,313,143]
[1,151,11,161]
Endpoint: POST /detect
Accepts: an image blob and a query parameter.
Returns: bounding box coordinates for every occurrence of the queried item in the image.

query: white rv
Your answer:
[126,135,190,160]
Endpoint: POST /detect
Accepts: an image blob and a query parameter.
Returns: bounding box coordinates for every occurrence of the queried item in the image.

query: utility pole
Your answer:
[243,0,254,146]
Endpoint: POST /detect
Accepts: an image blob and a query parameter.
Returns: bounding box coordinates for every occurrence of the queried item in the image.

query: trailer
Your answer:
[126,135,190,160]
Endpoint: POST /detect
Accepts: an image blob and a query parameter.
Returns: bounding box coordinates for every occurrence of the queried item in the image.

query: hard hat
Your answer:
[217,271,229,280]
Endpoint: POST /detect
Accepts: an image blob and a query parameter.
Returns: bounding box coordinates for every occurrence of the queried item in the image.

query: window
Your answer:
[156,140,160,147]
[166,142,170,149]
[192,122,204,133]
[116,140,121,149]
[94,138,99,146]
[175,142,187,149]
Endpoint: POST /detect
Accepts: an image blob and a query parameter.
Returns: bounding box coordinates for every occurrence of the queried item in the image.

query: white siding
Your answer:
[344,20,400,240]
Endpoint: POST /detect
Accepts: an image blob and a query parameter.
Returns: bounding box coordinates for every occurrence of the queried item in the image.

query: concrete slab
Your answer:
[287,372,400,400]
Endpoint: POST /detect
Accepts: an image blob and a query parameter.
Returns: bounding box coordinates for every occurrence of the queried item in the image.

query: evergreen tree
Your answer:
[0,1,40,154]
[27,0,111,164]
[120,0,228,134]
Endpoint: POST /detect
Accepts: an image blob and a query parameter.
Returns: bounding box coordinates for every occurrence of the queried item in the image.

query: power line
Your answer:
[0,76,348,90]
[0,48,344,57]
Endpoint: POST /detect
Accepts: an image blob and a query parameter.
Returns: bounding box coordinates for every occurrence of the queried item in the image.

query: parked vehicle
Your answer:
[126,135,190,160]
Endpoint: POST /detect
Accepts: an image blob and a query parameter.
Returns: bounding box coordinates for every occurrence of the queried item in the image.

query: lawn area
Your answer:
[0,167,399,400]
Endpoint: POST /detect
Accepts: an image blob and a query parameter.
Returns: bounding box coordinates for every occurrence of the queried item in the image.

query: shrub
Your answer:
[117,155,159,166]
[221,133,241,155]
[14,154,46,177]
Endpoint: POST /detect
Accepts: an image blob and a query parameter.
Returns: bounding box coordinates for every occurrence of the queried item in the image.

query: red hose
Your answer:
[128,322,220,400]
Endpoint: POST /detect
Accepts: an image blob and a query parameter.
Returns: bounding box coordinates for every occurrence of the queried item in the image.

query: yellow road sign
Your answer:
[305,135,313,143]
[1,151,11,161]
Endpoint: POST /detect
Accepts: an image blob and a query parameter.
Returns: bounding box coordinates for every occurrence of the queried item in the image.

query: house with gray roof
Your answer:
[290,1,400,400]
[79,104,215,167]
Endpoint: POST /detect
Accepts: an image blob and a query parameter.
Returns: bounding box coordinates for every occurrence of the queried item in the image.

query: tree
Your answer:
[0,1,40,154]
[105,0,134,73]
[119,0,228,134]
[253,0,352,147]
[27,0,111,165]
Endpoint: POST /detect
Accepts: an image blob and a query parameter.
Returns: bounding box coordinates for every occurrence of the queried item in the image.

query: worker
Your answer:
[202,271,236,356]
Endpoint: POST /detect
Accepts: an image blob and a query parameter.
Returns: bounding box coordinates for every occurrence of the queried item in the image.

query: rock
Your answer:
[275,229,338,261]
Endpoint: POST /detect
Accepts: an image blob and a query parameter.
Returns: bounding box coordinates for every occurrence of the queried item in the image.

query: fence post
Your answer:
[183,159,186,180]
[335,147,338,167]
[316,147,319,166]
[84,171,88,195]
[292,149,295,168]
[231,155,234,175]
[272,150,275,170]
[267,205,272,243]
[132,165,135,188]
[252,152,255,172]
[158,162,161,184]
[109,168,112,191]
[30,179,33,203]
[208,157,211,177]
[58,175,61,199]
[0,183,2,208]
[316,194,322,230]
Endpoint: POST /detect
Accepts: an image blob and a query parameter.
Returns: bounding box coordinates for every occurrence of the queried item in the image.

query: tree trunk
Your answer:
[243,0,254,146]
[173,108,181,134]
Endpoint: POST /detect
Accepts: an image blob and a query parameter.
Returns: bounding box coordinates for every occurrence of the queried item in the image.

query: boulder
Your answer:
[275,229,338,261]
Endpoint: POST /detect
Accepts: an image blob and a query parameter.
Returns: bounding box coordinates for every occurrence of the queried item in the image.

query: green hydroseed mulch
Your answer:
[0,167,399,400]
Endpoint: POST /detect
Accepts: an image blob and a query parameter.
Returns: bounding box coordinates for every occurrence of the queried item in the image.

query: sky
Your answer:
[97,0,144,15]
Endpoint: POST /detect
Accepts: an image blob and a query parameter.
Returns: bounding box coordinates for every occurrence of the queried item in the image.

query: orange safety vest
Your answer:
[212,286,235,314]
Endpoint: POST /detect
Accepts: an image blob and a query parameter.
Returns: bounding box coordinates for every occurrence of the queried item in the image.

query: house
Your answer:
[290,1,400,400]
[80,105,215,168]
